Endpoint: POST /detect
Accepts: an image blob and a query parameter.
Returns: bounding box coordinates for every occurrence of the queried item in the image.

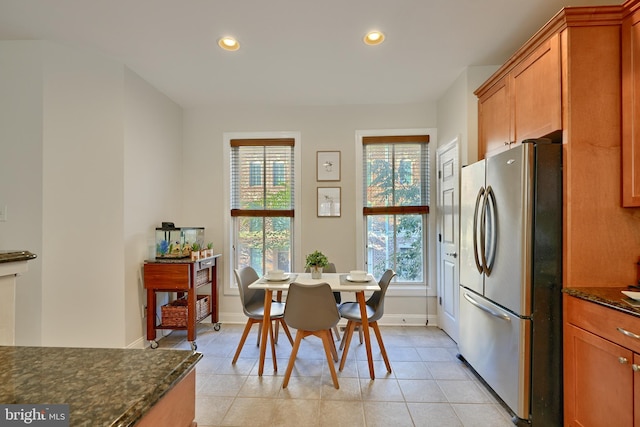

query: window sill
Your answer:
[386,285,430,297]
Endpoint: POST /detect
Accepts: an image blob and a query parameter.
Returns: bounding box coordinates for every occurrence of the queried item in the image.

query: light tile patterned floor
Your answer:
[155,323,514,427]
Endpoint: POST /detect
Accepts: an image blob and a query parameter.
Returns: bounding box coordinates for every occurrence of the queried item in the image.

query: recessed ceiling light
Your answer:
[363,31,385,46]
[218,36,240,51]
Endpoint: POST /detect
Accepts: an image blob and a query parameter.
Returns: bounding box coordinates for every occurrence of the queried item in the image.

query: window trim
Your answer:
[355,128,437,297]
[223,131,302,296]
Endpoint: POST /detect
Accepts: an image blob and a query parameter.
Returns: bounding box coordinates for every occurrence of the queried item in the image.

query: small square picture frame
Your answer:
[317,187,341,217]
[316,151,341,181]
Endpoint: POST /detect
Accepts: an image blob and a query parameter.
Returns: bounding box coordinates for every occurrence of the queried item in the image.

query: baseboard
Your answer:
[127,336,147,349]
[218,312,437,328]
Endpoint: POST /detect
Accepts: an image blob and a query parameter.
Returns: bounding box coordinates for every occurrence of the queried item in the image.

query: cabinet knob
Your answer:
[619,356,629,364]
[633,364,640,372]
[446,252,457,258]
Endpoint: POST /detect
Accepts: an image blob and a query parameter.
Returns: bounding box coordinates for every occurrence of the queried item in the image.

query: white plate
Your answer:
[622,290,640,301]
[346,275,370,282]
[265,274,290,282]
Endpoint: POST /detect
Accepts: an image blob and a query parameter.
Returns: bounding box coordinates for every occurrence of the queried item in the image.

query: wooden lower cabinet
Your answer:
[565,295,640,427]
[565,323,634,426]
[136,369,197,427]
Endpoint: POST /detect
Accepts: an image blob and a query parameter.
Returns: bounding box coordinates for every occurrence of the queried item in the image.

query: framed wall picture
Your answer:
[316,151,341,181]
[317,187,341,217]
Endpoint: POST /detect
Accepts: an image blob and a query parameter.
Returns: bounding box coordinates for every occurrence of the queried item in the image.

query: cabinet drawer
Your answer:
[144,264,190,290]
[198,258,215,269]
[565,295,640,354]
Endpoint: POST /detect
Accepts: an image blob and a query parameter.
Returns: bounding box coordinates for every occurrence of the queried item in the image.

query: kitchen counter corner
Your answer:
[563,287,640,317]
[0,346,202,426]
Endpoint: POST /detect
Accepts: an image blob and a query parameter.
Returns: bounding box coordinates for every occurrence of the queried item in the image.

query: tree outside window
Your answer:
[231,139,294,276]
[363,136,429,283]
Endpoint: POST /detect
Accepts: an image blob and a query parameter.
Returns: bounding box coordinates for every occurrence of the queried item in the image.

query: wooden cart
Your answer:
[143,254,221,350]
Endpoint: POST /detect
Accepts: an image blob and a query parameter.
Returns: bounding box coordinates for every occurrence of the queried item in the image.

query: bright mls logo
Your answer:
[0,405,69,426]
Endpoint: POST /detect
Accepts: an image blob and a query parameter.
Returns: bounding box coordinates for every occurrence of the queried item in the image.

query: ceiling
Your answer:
[0,0,624,109]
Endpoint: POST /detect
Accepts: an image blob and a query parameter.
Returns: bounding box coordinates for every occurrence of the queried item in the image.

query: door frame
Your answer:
[435,136,460,342]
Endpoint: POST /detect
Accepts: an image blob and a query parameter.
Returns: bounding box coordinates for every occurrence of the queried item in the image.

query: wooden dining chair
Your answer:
[338,269,396,374]
[232,267,293,369]
[282,282,341,389]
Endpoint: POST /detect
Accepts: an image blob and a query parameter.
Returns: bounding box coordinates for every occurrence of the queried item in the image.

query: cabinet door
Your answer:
[478,76,511,158]
[622,9,640,207]
[564,323,633,427]
[511,33,562,144]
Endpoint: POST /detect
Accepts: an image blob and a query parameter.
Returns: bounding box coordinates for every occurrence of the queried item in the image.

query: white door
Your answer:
[436,139,460,342]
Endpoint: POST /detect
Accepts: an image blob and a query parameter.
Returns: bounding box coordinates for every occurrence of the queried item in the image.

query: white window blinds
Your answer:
[362,135,430,215]
[231,138,295,217]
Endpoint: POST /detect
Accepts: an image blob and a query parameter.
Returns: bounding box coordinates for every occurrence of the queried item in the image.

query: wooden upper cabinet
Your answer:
[478,77,510,156]
[511,34,562,143]
[622,6,640,207]
[476,33,562,159]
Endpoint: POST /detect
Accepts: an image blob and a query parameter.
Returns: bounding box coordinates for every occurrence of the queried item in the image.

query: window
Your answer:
[249,162,263,186]
[273,161,285,186]
[362,135,429,283]
[231,138,294,276]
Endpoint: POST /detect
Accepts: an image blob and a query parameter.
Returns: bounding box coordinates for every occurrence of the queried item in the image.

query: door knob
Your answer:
[446,252,457,258]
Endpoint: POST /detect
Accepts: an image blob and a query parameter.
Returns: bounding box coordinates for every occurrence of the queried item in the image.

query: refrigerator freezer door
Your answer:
[459,287,531,420]
[459,160,486,296]
[484,144,534,316]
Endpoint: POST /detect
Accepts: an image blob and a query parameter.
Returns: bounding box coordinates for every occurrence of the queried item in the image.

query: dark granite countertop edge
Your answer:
[110,351,203,427]
[0,251,37,264]
[563,287,640,317]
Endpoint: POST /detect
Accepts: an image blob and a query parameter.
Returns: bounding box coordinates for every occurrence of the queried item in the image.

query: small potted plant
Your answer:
[190,243,200,261]
[206,242,214,258]
[305,250,329,279]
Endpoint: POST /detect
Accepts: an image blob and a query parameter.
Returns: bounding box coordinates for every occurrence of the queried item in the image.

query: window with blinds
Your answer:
[230,138,294,275]
[362,135,430,283]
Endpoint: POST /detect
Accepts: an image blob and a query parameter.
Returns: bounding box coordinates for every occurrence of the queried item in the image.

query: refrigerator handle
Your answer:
[484,185,497,276]
[479,186,490,275]
[463,292,511,322]
[472,187,485,274]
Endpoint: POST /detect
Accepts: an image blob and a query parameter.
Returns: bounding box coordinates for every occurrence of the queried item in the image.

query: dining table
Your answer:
[248,272,381,379]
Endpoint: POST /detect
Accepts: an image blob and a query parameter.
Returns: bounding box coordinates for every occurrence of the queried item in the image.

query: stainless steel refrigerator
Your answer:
[457,140,562,427]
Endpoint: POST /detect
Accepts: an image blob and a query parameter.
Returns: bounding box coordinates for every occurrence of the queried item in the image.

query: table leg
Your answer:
[146,290,156,342]
[258,289,273,376]
[356,291,375,380]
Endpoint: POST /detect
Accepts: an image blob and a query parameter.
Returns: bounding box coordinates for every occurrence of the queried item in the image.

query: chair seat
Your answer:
[245,300,286,319]
[338,301,375,321]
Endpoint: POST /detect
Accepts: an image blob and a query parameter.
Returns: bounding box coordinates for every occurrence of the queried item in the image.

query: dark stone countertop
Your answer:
[563,287,640,317]
[0,346,201,427]
[0,251,37,264]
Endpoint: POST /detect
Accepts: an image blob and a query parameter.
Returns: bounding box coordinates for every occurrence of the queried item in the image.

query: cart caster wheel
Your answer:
[213,323,221,331]
[190,341,197,351]
[150,341,159,349]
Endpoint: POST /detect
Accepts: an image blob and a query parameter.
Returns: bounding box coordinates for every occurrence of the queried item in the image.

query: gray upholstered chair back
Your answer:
[234,267,263,318]
[284,283,340,332]
[304,262,340,303]
[366,269,396,323]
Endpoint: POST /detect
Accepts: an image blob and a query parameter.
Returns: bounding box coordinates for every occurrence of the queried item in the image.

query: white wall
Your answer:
[0,41,44,345]
[182,103,438,325]
[0,41,183,347]
[40,42,126,347]
[123,68,183,346]
[436,66,499,164]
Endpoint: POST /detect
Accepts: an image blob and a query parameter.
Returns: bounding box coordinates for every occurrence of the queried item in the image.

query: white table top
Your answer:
[248,272,380,292]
